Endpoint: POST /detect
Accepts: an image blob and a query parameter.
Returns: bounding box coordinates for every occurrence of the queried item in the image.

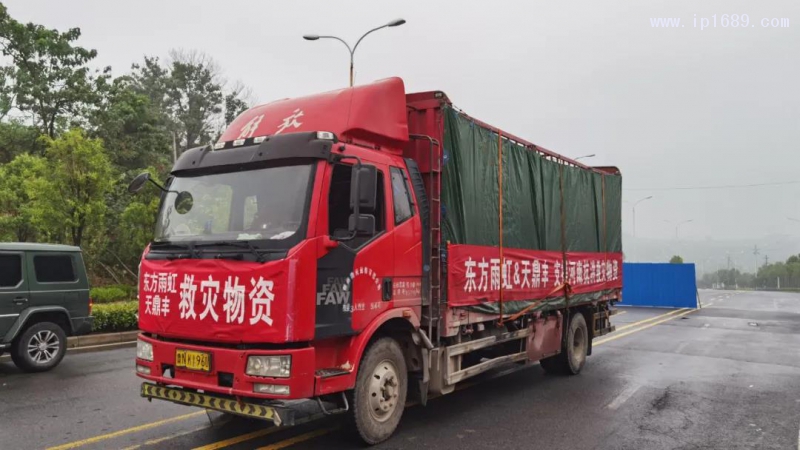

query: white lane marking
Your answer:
[607,384,641,410]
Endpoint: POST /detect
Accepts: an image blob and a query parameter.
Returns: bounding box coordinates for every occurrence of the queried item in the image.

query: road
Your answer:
[2,290,800,450]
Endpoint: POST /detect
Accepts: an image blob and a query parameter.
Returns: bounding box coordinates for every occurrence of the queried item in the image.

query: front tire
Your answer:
[351,337,408,445]
[540,312,588,375]
[11,322,68,373]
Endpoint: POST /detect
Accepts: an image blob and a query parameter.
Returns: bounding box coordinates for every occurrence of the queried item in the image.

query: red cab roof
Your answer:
[219,77,410,151]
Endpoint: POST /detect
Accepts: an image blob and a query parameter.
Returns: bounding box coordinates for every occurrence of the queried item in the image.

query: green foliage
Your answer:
[0,6,252,287]
[92,301,139,332]
[91,77,172,172]
[0,120,44,163]
[34,129,114,247]
[0,3,110,138]
[90,286,130,303]
[699,253,800,290]
[669,255,684,264]
[0,153,48,241]
[130,51,250,154]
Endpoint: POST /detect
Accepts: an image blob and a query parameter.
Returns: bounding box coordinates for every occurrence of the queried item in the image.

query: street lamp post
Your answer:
[632,196,653,238]
[303,19,406,87]
[675,219,693,239]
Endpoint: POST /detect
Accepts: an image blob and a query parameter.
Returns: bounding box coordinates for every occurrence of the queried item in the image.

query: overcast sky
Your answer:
[6,0,800,243]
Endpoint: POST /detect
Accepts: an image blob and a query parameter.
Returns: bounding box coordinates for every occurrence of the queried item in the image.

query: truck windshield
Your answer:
[154,164,314,244]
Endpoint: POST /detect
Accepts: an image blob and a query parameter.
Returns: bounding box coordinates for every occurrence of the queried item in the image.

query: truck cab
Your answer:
[133,78,426,442]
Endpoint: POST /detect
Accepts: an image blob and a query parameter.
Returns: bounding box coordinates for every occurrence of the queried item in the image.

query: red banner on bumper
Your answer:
[447,244,622,307]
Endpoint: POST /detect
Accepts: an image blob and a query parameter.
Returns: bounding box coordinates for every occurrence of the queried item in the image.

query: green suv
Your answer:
[0,243,93,372]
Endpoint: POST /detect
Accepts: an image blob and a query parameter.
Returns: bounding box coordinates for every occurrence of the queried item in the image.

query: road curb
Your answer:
[1,330,139,363]
[67,330,140,348]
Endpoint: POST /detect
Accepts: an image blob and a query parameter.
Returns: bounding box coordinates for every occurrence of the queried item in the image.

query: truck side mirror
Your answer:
[128,172,151,193]
[350,165,377,211]
[349,214,376,236]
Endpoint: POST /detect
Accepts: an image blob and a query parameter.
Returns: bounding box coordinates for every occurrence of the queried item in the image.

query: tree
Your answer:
[130,50,251,157]
[669,255,684,264]
[0,153,47,241]
[33,129,114,247]
[0,3,109,139]
[91,77,172,171]
[0,119,45,163]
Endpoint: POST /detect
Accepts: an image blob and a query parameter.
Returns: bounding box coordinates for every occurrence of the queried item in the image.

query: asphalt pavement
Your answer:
[2,289,799,450]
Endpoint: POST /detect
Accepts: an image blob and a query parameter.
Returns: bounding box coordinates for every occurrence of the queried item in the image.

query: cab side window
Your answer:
[34,255,76,283]
[0,254,22,287]
[390,167,414,225]
[328,164,386,245]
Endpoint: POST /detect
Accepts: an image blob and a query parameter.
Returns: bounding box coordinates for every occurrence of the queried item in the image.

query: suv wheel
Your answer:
[11,322,67,373]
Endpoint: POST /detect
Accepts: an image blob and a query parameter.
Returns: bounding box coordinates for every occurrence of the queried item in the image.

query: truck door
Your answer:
[315,162,394,338]
[0,252,28,339]
[388,166,423,308]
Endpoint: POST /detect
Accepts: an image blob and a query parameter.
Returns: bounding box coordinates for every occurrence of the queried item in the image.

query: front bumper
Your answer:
[141,383,293,426]
[135,334,316,399]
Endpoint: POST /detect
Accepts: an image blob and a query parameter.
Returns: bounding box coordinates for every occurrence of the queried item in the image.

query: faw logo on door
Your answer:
[316,266,381,313]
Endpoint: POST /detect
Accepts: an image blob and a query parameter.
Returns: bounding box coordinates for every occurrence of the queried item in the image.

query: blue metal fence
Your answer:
[620,263,698,309]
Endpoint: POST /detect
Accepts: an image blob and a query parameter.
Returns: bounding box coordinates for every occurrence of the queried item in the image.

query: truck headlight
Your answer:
[137,340,153,361]
[246,355,291,378]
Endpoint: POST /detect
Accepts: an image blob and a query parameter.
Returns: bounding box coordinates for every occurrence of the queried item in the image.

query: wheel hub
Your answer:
[27,330,59,364]
[367,359,400,422]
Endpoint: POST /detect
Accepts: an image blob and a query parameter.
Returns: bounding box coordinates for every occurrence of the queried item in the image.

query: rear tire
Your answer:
[350,337,408,445]
[539,312,588,376]
[11,321,67,373]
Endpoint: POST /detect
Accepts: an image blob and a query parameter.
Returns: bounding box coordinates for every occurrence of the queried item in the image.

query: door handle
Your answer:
[382,278,393,301]
[13,297,28,305]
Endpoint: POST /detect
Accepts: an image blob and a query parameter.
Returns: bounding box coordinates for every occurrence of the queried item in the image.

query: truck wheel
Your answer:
[10,322,67,373]
[540,313,588,376]
[351,337,408,445]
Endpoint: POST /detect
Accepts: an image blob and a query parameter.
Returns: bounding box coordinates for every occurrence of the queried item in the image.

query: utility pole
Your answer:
[752,245,760,275]
[764,255,769,266]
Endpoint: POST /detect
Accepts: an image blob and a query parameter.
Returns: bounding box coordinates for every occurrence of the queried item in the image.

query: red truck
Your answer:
[130,77,623,444]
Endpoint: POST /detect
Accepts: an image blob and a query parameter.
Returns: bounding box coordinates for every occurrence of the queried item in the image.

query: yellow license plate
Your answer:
[175,349,211,372]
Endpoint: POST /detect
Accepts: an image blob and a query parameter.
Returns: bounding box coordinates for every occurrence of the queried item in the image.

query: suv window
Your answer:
[34,255,76,283]
[0,254,22,287]
[390,167,414,224]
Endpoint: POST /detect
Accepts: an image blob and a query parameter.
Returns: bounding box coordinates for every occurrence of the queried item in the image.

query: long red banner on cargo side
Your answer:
[447,244,623,307]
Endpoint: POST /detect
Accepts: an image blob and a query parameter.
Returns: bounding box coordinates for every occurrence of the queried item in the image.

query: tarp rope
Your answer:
[505,282,573,323]
[497,131,504,323]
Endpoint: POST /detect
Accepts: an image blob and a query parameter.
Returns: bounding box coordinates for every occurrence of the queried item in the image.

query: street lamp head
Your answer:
[645,196,653,200]
[388,18,406,27]
[303,34,320,41]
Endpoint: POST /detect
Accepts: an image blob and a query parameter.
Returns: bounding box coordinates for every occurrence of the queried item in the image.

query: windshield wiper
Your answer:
[151,242,200,259]
[194,241,269,263]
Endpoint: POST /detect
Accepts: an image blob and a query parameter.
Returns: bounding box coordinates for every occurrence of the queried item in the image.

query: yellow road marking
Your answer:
[191,426,285,450]
[255,427,338,450]
[613,308,688,333]
[119,425,211,450]
[46,411,205,450]
[594,308,696,346]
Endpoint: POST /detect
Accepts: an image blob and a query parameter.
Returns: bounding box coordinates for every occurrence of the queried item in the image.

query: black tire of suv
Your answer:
[539,312,588,376]
[11,322,68,373]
